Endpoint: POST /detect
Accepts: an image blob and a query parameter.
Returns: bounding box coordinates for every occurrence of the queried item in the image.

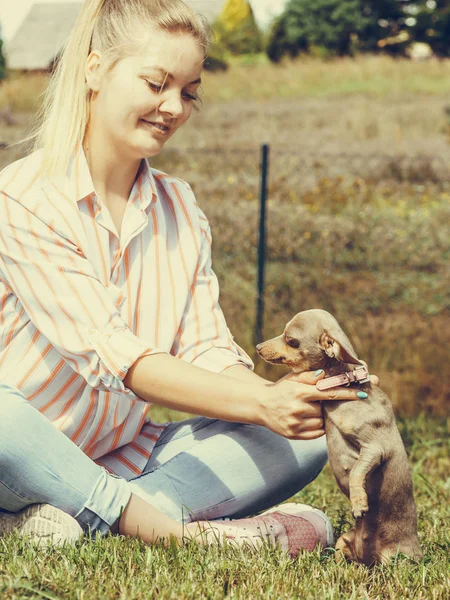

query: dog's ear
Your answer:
[319,327,361,364]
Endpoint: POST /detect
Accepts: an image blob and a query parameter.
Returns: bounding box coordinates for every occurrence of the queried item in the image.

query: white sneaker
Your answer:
[0,504,83,547]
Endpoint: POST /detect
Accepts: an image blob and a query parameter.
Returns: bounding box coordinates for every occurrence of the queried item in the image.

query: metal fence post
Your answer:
[255,143,270,346]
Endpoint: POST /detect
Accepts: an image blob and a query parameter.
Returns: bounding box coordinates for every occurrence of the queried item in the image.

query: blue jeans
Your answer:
[0,384,328,536]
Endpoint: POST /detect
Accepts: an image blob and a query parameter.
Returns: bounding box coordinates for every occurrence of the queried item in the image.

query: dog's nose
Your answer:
[256,343,263,351]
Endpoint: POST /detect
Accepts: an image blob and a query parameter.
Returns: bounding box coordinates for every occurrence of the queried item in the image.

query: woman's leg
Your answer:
[126,417,328,525]
[0,384,327,548]
[0,384,133,537]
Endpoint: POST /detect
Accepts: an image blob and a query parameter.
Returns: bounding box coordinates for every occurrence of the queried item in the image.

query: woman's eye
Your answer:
[287,339,300,349]
[146,81,163,92]
[182,92,198,102]
[145,80,197,102]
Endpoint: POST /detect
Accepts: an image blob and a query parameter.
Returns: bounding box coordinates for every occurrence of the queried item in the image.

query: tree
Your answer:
[0,37,6,82]
[266,0,413,61]
[412,1,450,57]
[359,0,411,53]
[215,0,263,55]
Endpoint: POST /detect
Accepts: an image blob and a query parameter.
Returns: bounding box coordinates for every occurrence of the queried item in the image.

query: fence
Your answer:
[150,144,450,345]
[0,140,448,413]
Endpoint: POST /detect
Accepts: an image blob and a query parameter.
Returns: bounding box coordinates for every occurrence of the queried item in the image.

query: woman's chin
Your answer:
[138,134,168,157]
[125,138,164,161]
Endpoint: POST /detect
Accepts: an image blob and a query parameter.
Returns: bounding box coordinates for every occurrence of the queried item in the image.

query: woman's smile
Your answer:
[140,119,171,136]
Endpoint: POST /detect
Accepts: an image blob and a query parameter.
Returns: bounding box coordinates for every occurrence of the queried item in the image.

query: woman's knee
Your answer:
[0,384,29,412]
[309,435,328,466]
[0,385,32,441]
[291,435,328,481]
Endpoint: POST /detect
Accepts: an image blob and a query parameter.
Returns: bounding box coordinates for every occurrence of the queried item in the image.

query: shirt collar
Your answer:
[133,158,158,212]
[68,146,158,210]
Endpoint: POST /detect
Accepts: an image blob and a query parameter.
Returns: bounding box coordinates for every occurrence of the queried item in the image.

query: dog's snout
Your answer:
[256,343,263,351]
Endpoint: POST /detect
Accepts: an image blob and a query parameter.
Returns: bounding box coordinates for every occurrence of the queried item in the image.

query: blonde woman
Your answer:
[0,0,372,555]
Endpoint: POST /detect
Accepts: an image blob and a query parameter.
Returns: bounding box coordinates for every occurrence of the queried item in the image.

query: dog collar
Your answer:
[316,365,371,391]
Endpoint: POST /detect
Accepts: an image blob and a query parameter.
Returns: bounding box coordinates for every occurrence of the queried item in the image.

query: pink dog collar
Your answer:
[316,365,371,391]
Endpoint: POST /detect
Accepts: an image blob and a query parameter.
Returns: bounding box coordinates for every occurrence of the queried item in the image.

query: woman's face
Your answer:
[86,27,204,161]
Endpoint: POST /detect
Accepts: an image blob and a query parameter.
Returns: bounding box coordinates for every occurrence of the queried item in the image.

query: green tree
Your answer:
[360,0,411,53]
[215,0,262,55]
[0,37,6,81]
[267,0,412,61]
[412,1,450,57]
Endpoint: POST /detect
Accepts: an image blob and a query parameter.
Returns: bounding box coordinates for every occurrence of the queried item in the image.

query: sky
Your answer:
[0,0,288,42]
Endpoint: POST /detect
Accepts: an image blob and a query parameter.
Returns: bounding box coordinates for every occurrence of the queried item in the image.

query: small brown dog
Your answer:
[257,309,422,565]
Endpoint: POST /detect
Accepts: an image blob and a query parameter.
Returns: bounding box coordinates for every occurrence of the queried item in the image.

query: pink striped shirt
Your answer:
[0,148,253,479]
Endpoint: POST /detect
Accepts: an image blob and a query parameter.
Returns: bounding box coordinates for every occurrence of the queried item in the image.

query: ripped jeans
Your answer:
[0,384,328,535]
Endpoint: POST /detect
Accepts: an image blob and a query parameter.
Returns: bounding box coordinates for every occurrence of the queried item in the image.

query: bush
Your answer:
[266,0,410,61]
[0,39,6,82]
[204,42,229,72]
[413,1,450,58]
[215,0,263,55]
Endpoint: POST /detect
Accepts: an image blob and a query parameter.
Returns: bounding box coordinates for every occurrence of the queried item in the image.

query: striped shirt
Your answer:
[0,147,253,480]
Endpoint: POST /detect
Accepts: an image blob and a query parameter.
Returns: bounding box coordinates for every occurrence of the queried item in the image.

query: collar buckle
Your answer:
[346,365,371,385]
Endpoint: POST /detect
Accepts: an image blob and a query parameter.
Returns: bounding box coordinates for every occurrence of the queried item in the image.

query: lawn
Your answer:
[0,417,448,599]
[0,55,448,598]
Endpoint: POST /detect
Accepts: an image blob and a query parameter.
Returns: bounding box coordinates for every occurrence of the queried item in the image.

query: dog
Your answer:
[256,309,422,565]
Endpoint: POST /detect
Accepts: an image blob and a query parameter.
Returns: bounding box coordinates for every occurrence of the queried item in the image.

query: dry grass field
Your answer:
[0,55,448,600]
[0,56,449,416]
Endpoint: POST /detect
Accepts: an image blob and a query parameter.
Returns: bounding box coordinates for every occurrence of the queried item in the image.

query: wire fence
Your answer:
[1,141,447,343]
[151,144,449,343]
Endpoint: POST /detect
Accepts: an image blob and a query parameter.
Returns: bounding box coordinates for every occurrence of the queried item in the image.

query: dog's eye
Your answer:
[286,338,300,349]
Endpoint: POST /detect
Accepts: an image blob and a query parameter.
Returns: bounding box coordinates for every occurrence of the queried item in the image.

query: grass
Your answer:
[4,55,450,111]
[0,55,448,597]
[0,57,449,415]
[201,54,450,101]
[0,416,448,599]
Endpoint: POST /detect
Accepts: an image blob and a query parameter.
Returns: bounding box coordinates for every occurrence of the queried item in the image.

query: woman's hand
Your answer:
[259,369,379,441]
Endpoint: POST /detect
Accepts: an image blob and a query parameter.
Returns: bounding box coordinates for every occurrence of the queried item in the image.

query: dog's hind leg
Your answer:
[349,445,383,518]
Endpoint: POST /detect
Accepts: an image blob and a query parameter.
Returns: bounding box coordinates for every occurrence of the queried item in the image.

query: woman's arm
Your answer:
[123,353,366,440]
[124,353,263,424]
[221,364,270,385]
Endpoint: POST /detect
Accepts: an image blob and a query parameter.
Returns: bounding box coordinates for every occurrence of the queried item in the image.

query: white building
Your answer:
[2,0,288,71]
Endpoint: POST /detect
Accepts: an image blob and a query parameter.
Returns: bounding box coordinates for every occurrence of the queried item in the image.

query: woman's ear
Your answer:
[85,50,103,93]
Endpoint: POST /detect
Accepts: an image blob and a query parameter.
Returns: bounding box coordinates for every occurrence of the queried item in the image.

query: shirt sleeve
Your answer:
[0,192,166,397]
[172,209,254,373]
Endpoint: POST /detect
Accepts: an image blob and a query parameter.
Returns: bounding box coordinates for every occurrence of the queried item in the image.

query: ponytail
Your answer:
[29,0,210,178]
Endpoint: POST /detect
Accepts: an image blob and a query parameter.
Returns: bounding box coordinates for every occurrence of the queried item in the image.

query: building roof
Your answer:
[184,0,226,22]
[6,3,82,70]
[5,0,230,71]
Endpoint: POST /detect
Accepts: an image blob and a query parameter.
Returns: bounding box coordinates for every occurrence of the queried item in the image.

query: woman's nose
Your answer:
[159,93,184,118]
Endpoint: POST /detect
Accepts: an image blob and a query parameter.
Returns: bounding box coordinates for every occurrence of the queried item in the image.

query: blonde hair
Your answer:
[30,0,210,177]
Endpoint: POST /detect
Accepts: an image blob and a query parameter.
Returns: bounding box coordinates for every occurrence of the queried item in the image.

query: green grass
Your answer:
[0,417,448,599]
[0,55,448,598]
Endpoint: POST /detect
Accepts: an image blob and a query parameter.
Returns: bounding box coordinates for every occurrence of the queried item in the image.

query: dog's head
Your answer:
[256,309,364,373]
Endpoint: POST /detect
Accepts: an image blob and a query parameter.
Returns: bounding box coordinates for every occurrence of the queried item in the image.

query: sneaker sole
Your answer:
[261,502,335,547]
[0,503,83,547]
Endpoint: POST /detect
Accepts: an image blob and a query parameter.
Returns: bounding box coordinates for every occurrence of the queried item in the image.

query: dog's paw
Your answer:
[335,531,356,563]
[351,496,369,519]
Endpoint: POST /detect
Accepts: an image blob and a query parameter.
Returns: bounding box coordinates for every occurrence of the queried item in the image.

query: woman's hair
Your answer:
[31,0,210,177]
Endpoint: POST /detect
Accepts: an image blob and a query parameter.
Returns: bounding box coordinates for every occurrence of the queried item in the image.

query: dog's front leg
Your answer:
[349,445,383,518]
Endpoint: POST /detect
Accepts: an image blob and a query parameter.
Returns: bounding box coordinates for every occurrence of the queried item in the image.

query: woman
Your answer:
[0,0,371,556]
